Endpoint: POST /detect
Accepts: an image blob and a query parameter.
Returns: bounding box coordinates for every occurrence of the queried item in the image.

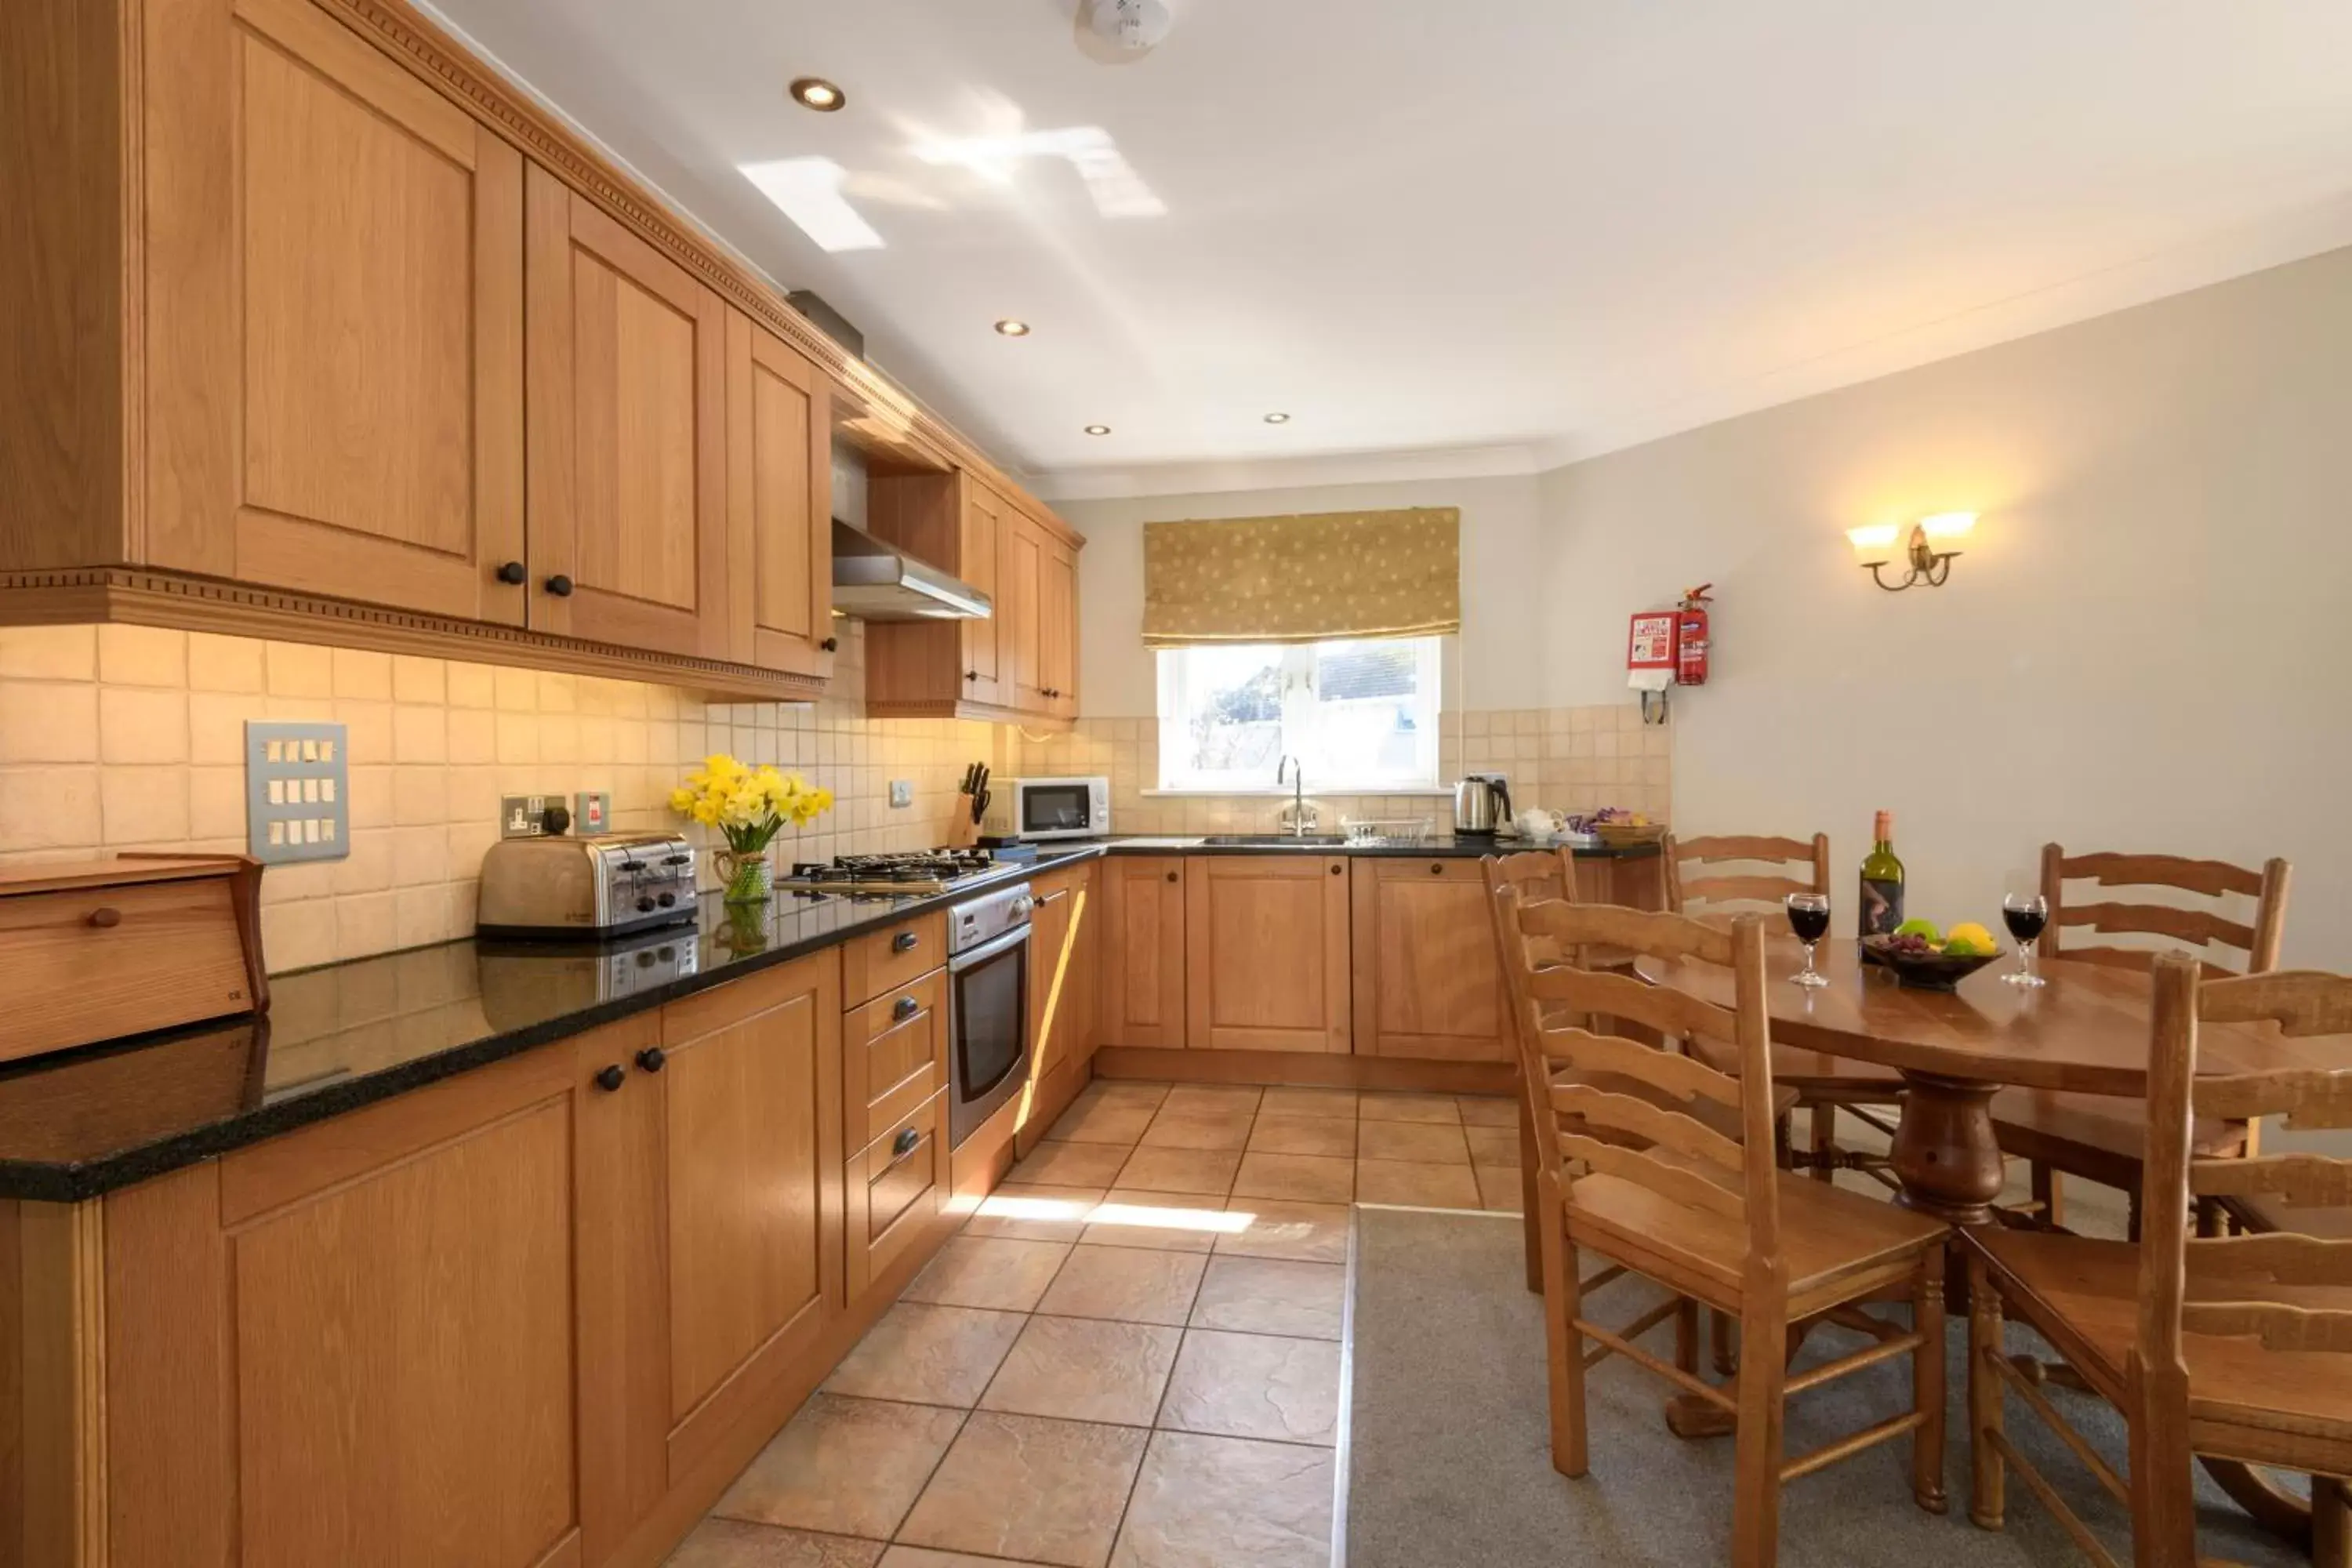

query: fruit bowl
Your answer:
[1860,935,2005,992]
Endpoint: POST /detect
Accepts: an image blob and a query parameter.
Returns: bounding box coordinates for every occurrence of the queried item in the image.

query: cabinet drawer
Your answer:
[842,912,947,1008]
[846,969,947,1149]
[0,873,260,1065]
[847,1089,949,1298]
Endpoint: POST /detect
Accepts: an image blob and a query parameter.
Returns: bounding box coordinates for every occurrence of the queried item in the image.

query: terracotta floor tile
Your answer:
[1109,1432,1335,1568]
[1356,1120,1471,1165]
[1047,1098,1158,1145]
[666,1519,885,1567]
[1115,1145,1241,1196]
[1187,1257,1346,1341]
[1135,1110,1254,1151]
[1036,1244,1207,1327]
[1354,1158,1483,1208]
[1158,1084,1262,1117]
[1080,1190,1231,1254]
[1257,1087,1357,1120]
[898,1412,1146,1568]
[902,1236,1073,1312]
[1356,1091,1463,1125]
[964,1185,1107,1243]
[1229,1152,1354,1204]
[1475,1164,1526,1214]
[1212,1200,1352,1265]
[878,1549,1056,1568]
[713,1394,964,1539]
[1072,1080,1171,1112]
[822,1303,1026,1407]
[1244,1116,1357,1158]
[1456,1094,1518,1127]
[1010,1139,1134,1188]
[980,1316,1182,1426]
[1464,1125,1521,1168]
[1156,1330,1341,1446]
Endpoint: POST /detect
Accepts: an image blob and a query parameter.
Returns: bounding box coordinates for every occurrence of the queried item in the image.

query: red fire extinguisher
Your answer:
[1675,584,1712,687]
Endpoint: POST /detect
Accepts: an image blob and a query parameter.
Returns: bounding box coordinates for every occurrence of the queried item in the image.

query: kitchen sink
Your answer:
[1196,833,1348,846]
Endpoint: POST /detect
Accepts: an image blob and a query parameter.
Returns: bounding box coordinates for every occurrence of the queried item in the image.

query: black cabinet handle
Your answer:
[87,906,123,929]
[496,560,527,585]
[965,670,980,682]
[593,1064,626,1093]
[1332,864,1345,876]
[1165,870,1178,884]
[891,931,919,953]
[893,995,920,1022]
[891,1127,922,1162]
[545,574,575,597]
[636,1047,666,1074]
[821,636,838,652]
[1430,862,1446,875]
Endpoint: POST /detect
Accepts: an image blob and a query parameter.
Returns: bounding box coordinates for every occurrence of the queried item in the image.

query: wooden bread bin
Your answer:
[0,854,269,1067]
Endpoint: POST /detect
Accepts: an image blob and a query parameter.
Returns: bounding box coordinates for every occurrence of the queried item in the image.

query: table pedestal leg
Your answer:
[1889,1073,2007,1226]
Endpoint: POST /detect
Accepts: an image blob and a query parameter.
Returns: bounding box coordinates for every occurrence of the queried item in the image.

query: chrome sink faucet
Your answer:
[1276,755,1314,837]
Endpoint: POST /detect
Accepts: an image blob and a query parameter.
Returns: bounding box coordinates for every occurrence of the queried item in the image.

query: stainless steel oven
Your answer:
[947,880,1033,1149]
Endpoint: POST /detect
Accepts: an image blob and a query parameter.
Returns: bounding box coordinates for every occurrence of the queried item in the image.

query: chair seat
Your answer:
[1566,1166,1946,1313]
[1991,1089,2248,1172]
[1687,1036,1905,1102]
[1963,1227,2352,1445]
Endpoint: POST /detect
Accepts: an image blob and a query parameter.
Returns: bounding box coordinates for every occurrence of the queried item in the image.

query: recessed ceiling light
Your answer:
[1263,412,1291,424]
[789,77,845,112]
[995,319,1032,337]
[1083,424,1112,436]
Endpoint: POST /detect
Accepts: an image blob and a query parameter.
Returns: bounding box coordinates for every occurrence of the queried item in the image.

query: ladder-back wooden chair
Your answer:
[1485,848,1583,1289]
[1664,832,1905,1192]
[1963,954,2352,1567]
[1494,887,1951,1568]
[1993,844,2292,1233]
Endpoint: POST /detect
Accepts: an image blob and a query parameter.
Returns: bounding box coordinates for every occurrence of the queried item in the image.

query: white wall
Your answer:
[1539,245,2352,961]
[1057,473,1547,718]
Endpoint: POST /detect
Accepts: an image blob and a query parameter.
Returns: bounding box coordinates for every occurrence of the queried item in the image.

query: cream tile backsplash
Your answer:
[0,623,1007,973]
[1013,702,1671,835]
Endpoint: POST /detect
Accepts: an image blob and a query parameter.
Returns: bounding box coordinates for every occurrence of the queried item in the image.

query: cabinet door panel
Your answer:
[146,0,524,620]
[527,167,729,659]
[1350,859,1509,1061]
[1043,537,1078,717]
[726,314,834,676]
[959,483,1004,703]
[1186,858,1351,1054]
[1001,516,1044,711]
[1101,858,1187,1049]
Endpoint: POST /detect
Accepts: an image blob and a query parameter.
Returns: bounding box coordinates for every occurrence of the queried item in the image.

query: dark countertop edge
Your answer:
[0,836,1657,1201]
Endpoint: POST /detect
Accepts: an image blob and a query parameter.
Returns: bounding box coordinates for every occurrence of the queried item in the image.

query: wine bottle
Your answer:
[1857,809,1905,944]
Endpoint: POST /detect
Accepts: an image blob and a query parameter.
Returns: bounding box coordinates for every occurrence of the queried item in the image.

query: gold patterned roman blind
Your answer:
[1142,507,1461,648]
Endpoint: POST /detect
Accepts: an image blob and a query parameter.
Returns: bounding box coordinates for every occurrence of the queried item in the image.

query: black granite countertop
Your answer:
[0,835,1654,1201]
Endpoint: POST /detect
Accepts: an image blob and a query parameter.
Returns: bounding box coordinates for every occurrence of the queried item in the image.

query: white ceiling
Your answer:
[419,0,2352,496]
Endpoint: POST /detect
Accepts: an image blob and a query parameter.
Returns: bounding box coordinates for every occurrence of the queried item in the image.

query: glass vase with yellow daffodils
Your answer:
[669,754,835,905]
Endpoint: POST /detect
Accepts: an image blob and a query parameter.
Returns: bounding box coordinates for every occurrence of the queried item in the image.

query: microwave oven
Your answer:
[979,776,1110,842]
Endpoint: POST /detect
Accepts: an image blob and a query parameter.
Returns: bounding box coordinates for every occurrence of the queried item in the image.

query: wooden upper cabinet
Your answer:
[525,164,730,659]
[1185,856,1353,1054]
[960,481,1007,705]
[1000,512,1046,711]
[1101,856,1188,1050]
[143,0,525,622]
[726,312,835,677]
[1348,858,1511,1062]
[1042,534,1080,719]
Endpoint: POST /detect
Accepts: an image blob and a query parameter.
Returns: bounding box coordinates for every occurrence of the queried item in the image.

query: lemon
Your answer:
[1947,921,1995,950]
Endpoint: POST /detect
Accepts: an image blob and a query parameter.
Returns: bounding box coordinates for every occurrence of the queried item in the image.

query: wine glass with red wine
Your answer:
[2002,892,2049,988]
[1785,892,1831,988]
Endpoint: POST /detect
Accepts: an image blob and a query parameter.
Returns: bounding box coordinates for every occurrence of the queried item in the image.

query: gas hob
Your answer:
[777,848,1007,898]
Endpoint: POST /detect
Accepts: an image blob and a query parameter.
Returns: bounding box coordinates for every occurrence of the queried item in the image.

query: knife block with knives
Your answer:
[947,761,989,849]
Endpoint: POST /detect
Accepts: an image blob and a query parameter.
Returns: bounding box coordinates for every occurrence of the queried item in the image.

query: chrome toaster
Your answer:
[476,829,697,939]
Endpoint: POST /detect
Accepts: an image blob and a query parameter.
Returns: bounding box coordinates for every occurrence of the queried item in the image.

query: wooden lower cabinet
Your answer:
[1185,855,1352,1054]
[1100,856,1188,1049]
[1349,857,1511,1062]
[1018,862,1099,1153]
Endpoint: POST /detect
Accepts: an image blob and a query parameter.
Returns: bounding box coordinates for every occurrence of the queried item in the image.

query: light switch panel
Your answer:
[245,721,350,865]
[889,779,913,808]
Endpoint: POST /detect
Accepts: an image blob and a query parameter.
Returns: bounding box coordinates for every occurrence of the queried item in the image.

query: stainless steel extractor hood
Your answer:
[831,521,993,622]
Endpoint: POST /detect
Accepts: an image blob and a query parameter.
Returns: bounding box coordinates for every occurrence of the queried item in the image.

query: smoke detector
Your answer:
[1079,0,1174,61]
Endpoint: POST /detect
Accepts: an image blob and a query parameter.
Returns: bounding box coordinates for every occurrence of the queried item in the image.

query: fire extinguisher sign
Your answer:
[1627,612,1677,670]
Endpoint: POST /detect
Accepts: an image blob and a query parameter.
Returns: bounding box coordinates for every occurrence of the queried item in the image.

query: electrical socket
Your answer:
[889,779,913,808]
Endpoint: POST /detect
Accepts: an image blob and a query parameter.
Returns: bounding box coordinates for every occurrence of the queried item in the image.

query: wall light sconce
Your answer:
[1847,512,1976,591]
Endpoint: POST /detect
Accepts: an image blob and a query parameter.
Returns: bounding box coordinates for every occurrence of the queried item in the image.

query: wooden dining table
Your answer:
[1635,936,2340,1229]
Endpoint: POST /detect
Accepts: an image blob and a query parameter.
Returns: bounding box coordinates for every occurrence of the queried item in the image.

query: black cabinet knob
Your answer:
[820,636,838,652]
[894,995,920,1022]
[965,670,980,682]
[891,1127,922,1160]
[1165,870,1178,884]
[1430,862,1445,875]
[545,574,575,597]
[636,1047,667,1074]
[891,931,919,953]
[496,560,527,585]
[593,1064,626,1093]
[1332,864,1345,875]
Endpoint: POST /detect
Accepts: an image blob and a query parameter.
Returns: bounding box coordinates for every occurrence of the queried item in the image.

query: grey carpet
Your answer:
[1342,1206,2303,1568]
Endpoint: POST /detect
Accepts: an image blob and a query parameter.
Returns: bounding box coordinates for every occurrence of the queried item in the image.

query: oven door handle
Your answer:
[948,923,1031,973]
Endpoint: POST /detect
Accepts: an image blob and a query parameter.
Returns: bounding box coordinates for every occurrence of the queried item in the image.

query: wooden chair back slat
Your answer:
[1489,847,1581,966]
[1557,1131,1748,1221]
[1664,831,1830,916]
[2185,1233,2352,1287]
[1522,964,1741,1055]
[2190,1154,2352,1208]
[2042,843,2291,975]
[1534,1022,1745,1110]
[1517,898,1737,967]
[2177,1302,2352,1355]
[1554,1083,1746,1178]
[2198,971,2352,1036]
[2193,1068,2352,1128]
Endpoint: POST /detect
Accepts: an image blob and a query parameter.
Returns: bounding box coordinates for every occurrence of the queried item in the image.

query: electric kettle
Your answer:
[1451,773,1513,836]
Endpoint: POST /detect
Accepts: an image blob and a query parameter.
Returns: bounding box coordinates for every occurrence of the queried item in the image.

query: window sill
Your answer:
[1143,786,1453,799]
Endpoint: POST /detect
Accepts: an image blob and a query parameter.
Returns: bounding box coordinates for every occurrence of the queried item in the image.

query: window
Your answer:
[1157,636,1441,791]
